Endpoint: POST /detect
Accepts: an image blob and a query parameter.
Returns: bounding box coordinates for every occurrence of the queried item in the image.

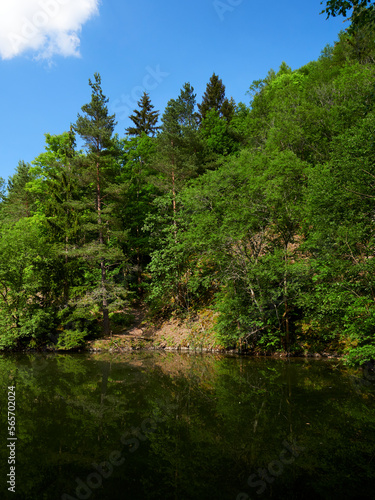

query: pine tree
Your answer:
[175,82,199,131]
[197,73,226,122]
[124,91,160,292]
[160,83,200,144]
[153,84,199,224]
[119,134,158,296]
[198,76,237,160]
[31,130,80,306]
[73,73,120,337]
[126,92,160,137]
[221,97,236,122]
[1,161,34,222]
[0,178,5,207]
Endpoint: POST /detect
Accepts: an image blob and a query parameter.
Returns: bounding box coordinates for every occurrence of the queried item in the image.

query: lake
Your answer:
[0,352,374,499]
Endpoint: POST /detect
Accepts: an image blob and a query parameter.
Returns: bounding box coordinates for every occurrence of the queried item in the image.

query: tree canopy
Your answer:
[126,91,160,137]
[321,0,375,30]
[1,25,375,366]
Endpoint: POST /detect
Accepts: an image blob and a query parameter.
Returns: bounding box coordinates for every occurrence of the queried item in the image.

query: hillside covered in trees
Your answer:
[1,15,375,365]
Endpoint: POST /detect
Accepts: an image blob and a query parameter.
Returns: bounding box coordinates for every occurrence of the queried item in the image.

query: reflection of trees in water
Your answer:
[0,355,374,499]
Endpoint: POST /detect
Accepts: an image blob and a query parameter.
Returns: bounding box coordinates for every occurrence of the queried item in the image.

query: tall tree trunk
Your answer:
[284,248,289,352]
[172,168,176,220]
[136,157,142,295]
[96,161,110,337]
[63,235,69,306]
[171,140,177,243]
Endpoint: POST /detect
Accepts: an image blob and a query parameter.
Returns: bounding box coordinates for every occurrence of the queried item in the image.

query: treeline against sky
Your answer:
[1,22,375,363]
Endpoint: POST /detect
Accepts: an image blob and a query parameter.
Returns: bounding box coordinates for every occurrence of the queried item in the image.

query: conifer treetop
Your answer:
[126,92,160,137]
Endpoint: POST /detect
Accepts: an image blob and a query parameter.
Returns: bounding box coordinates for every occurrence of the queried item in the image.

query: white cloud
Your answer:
[0,0,99,60]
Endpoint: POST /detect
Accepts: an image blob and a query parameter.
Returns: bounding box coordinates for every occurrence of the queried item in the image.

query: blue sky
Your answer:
[0,0,345,182]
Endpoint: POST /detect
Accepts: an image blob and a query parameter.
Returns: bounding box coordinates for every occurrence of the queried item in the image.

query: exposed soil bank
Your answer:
[85,306,343,359]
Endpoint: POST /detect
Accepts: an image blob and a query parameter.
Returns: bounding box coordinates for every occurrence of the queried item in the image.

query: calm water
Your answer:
[0,352,375,500]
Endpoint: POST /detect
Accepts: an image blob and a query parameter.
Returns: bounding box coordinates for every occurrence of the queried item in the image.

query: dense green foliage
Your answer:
[321,0,375,31]
[126,92,160,137]
[1,20,374,364]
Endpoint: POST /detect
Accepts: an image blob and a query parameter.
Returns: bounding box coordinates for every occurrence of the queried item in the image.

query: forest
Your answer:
[1,8,375,365]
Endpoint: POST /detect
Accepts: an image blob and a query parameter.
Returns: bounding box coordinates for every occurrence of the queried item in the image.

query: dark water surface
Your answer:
[0,352,375,500]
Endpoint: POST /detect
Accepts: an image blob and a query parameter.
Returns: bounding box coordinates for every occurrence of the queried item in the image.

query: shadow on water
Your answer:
[0,352,374,499]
